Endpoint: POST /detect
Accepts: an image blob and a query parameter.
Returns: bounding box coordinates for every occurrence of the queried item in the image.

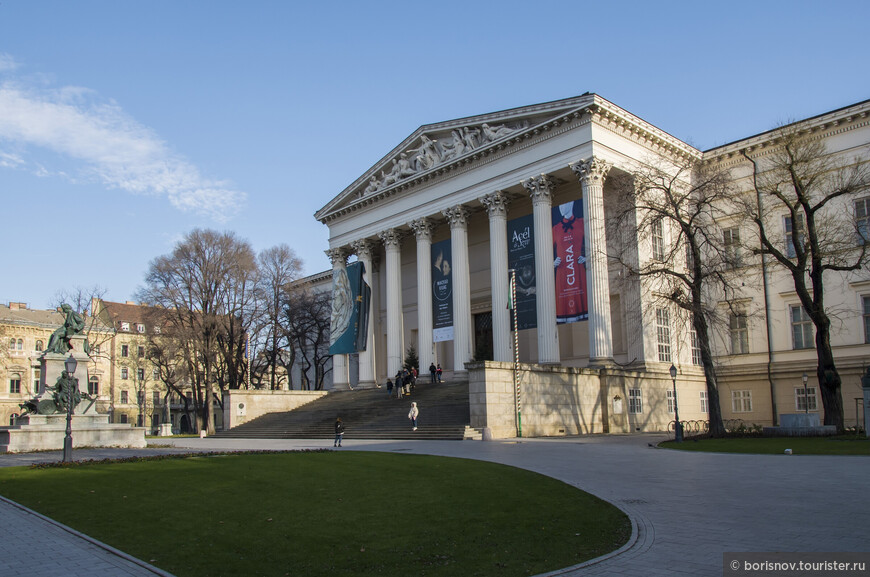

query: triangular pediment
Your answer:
[316,93,599,221]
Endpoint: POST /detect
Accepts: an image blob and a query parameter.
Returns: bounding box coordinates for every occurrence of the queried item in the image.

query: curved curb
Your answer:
[0,494,175,577]
[532,498,651,576]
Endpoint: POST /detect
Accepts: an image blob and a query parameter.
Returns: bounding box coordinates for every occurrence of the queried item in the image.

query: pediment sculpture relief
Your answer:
[360,120,529,196]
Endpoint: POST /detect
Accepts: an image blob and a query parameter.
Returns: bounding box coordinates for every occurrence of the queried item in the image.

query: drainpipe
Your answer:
[743,149,778,425]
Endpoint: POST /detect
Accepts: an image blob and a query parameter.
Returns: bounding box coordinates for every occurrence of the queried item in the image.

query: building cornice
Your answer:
[316,94,702,226]
[703,99,870,168]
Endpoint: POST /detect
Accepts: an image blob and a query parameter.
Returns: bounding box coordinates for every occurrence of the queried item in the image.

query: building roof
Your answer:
[0,303,64,329]
[93,299,164,334]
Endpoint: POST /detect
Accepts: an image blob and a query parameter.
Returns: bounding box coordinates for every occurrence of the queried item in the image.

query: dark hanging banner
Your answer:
[431,238,454,342]
[329,261,370,355]
[552,200,588,323]
[507,213,537,330]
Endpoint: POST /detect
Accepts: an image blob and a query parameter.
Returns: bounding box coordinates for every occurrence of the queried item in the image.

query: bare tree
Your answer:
[283,288,332,390]
[139,229,258,434]
[740,128,870,432]
[256,244,302,390]
[612,157,742,437]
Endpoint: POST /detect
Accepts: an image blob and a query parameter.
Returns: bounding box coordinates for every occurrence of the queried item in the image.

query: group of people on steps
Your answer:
[335,361,444,446]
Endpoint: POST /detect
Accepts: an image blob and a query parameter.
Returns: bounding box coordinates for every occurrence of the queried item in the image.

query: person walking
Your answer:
[408,402,419,431]
[436,364,443,383]
[334,417,345,447]
[395,370,404,399]
[429,362,437,384]
[386,378,393,397]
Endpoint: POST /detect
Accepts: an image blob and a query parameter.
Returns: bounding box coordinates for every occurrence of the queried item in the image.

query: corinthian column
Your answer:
[442,205,473,375]
[326,247,349,390]
[522,175,560,364]
[379,229,404,377]
[480,191,512,362]
[571,157,614,366]
[351,239,377,387]
[410,218,435,374]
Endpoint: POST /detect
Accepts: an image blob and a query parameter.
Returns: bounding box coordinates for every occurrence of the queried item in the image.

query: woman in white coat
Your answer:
[408,402,419,431]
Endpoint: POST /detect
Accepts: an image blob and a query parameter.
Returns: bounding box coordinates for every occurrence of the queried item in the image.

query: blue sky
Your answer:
[1,0,868,310]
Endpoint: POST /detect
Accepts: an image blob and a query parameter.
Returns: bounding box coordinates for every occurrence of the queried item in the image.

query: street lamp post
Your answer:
[62,354,78,462]
[670,364,683,442]
[802,372,809,414]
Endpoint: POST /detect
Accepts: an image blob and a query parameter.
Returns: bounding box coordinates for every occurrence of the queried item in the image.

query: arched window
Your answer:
[17,339,23,350]
[35,340,44,352]
[9,373,21,394]
[8,338,14,350]
[9,414,18,426]
[88,376,100,396]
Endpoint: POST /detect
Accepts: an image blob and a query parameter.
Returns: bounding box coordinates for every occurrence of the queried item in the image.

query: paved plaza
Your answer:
[0,435,867,576]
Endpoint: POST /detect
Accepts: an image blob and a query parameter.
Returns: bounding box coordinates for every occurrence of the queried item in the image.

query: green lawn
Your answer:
[660,436,870,455]
[0,452,630,577]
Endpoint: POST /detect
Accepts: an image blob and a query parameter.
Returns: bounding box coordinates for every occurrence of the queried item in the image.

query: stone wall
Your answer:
[222,390,328,429]
[468,361,706,438]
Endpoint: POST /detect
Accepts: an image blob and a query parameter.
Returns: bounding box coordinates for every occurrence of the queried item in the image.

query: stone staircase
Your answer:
[213,381,480,441]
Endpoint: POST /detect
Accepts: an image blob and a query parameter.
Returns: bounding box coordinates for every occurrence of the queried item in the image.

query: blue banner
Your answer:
[432,239,454,342]
[508,214,537,330]
[329,261,370,355]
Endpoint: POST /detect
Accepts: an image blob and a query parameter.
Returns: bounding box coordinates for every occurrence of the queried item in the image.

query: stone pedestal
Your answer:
[159,423,173,437]
[762,413,836,437]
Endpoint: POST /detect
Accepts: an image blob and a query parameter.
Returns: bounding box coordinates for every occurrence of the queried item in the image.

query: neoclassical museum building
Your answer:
[314,94,870,438]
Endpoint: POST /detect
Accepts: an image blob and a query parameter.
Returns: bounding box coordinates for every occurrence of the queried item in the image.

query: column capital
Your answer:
[522,174,555,205]
[351,238,376,260]
[570,157,612,185]
[480,191,510,218]
[325,247,348,267]
[409,217,434,241]
[378,228,403,249]
[442,205,470,229]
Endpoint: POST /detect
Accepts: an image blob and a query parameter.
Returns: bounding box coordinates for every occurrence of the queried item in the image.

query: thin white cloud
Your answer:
[0,56,244,221]
[0,53,18,72]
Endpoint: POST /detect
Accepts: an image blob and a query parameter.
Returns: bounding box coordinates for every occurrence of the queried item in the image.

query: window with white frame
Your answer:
[690,329,702,366]
[9,374,21,394]
[121,367,128,380]
[656,308,671,362]
[153,368,159,379]
[784,214,804,258]
[795,386,818,411]
[652,219,665,261]
[8,338,14,350]
[137,368,145,381]
[790,305,814,350]
[33,368,40,392]
[120,322,130,332]
[35,340,43,352]
[723,227,741,267]
[137,324,145,333]
[863,295,870,344]
[628,388,643,414]
[16,338,22,350]
[700,390,709,414]
[88,376,100,396]
[729,311,749,355]
[120,390,129,404]
[121,344,129,357]
[666,389,675,413]
[856,197,870,245]
[731,390,752,413]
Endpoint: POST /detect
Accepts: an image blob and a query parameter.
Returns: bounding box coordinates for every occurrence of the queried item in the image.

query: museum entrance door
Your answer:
[474,311,493,361]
